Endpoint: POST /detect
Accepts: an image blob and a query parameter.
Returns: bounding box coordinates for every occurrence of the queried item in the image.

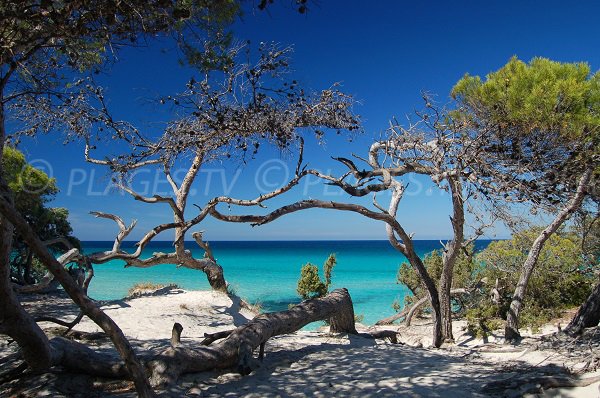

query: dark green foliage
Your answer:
[471,229,595,333]
[397,232,596,335]
[397,246,477,309]
[296,253,336,300]
[3,147,78,283]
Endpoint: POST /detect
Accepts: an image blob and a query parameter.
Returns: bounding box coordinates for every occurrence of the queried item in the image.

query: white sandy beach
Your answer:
[4,288,600,397]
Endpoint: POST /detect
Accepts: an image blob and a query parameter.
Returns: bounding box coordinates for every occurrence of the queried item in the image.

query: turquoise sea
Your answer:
[84,240,491,326]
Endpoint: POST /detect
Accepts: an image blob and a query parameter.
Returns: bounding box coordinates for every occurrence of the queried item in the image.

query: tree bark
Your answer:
[404,296,429,326]
[0,102,54,371]
[0,195,156,398]
[15,248,79,293]
[403,289,468,327]
[438,176,465,342]
[565,278,600,335]
[403,250,443,346]
[0,213,53,372]
[148,288,358,387]
[436,178,464,342]
[505,168,593,341]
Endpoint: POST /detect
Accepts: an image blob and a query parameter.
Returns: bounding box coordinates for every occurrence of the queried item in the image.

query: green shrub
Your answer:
[468,228,595,335]
[396,229,596,336]
[397,245,478,315]
[297,253,336,300]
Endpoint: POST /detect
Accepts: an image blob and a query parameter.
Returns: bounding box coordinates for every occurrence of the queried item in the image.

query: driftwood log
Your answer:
[8,288,388,391]
[147,288,359,386]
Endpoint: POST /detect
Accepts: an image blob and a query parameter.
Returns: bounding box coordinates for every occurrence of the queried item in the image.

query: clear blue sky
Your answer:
[16,0,600,241]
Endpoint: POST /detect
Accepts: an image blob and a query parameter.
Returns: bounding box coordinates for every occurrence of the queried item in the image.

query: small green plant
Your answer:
[297,253,337,299]
[354,314,365,323]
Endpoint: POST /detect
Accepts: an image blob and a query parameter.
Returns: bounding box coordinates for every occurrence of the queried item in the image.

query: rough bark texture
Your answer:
[148,288,358,387]
[49,337,129,378]
[565,279,600,335]
[404,250,443,346]
[505,168,593,341]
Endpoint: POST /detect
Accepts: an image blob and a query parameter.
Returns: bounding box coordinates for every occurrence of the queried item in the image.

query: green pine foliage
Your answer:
[3,147,79,283]
[297,253,337,300]
[451,56,600,180]
[452,57,600,143]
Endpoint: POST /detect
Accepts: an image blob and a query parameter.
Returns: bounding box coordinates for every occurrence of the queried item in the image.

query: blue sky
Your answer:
[16,0,600,241]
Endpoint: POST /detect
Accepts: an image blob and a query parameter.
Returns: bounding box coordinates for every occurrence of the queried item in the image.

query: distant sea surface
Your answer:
[83,240,492,326]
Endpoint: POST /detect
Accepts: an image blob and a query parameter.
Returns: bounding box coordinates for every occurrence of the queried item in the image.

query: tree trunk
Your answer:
[0,105,54,371]
[404,250,443,347]
[375,306,411,325]
[439,269,455,341]
[402,289,468,327]
[404,296,429,326]
[439,176,465,342]
[15,249,79,293]
[23,249,33,284]
[148,288,358,387]
[181,256,227,292]
[565,279,600,335]
[505,168,593,341]
[0,214,53,371]
[0,195,156,398]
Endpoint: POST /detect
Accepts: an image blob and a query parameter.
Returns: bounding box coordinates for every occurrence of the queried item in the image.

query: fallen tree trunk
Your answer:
[0,195,155,397]
[49,337,128,378]
[147,288,358,387]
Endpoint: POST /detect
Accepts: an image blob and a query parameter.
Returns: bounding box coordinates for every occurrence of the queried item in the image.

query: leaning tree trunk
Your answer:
[0,116,54,371]
[438,176,465,342]
[0,195,156,398]
[0,211,53,371]
[148,288,358,387]
[505,168,593,341]
[565,279,600,335]
[15,249,79,294]
[404,250,443,347]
